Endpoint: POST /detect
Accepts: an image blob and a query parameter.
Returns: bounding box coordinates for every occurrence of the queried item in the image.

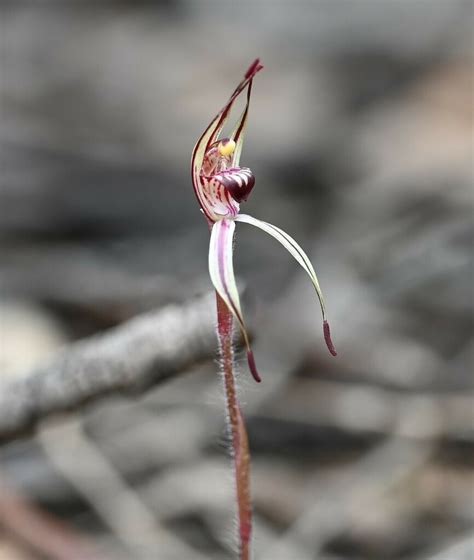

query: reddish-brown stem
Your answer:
[216,292,253,560]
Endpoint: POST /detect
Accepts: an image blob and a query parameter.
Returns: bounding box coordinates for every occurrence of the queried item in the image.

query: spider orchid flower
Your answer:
[191,59,336,383]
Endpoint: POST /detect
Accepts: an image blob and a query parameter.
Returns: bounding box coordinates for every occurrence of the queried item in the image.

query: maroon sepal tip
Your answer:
[247,350,262,382]
[323,320,337,356]
[245,58,264,79]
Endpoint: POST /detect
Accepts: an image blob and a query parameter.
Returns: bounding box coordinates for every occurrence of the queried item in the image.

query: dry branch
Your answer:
[0,293,217,442]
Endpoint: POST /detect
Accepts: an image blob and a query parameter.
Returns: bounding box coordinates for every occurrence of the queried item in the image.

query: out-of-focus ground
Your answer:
[0,1,473,559]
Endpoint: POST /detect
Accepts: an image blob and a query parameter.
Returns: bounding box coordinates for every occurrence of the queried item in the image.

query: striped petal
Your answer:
[191,59,263,222]
[230,79,253,168]
[209,219,262,382]
[235,214,337,356]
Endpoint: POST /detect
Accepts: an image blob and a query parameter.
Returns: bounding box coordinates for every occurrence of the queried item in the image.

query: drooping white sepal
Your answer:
[235,214,328,321]
[209,218,262,380]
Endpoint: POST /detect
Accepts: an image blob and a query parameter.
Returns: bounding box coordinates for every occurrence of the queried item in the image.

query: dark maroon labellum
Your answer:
[215,168,256,203]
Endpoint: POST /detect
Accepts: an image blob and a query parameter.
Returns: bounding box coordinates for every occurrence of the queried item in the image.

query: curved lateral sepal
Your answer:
[235,213,337,357]
[209,218,262,382]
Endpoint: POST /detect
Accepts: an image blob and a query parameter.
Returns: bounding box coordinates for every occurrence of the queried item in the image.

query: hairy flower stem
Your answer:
[216,292,253,560]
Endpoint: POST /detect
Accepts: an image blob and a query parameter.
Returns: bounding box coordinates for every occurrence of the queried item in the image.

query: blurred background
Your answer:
[0,1,473,559]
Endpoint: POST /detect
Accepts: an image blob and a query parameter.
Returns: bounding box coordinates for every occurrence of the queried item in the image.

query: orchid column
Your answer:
[191,59,336,559]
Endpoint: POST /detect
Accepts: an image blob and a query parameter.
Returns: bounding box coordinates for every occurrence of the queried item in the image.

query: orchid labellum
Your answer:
[192,59,336,384]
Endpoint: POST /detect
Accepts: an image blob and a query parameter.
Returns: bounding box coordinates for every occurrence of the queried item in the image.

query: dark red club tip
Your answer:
[323,320,337,357]
[245,58,264,79]
[247,350,262,382]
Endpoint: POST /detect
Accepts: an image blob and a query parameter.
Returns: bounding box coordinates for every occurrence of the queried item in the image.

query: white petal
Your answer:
[209,219,262,380]
[235,214,337,356]
[235,214,328,319]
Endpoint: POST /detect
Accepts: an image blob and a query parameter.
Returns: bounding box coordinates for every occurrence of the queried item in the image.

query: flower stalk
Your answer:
[216,293,252,560]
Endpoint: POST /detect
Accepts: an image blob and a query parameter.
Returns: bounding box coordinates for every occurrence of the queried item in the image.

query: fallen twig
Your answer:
[0,472,108,560]
[0,293,217,442]
[39,420,209,560]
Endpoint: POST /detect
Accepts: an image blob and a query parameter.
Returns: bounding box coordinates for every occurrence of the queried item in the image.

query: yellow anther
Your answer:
[218,139,236,157]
